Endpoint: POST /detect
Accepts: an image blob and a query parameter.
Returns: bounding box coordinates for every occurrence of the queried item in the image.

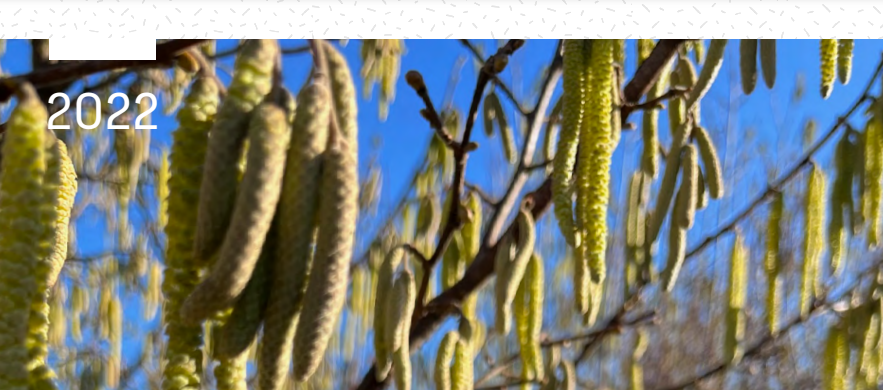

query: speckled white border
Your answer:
[0,0,879,39]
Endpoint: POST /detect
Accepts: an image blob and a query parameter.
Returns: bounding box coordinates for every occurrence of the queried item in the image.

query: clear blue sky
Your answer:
[3,39,883,387]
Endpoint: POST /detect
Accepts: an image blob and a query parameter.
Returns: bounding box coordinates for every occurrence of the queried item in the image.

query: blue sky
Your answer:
[3,39,883,387]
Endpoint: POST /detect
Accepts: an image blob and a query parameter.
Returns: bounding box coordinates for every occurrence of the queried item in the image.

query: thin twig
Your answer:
[465,182,499,207]
[625,87,689,112]
[459,39,528,116]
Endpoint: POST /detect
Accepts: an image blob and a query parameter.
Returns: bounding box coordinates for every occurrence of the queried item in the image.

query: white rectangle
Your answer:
[49,38,156,61]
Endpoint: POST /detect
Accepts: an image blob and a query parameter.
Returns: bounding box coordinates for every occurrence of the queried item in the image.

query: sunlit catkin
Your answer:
[739,39,758,95]
[181,102,290,323]
[765,192,783,334]
[824,321,849,390]
[161,76,219,390]
[837,39,854,85]
[291,136,359,381]
[723,233,747,365]
[434,332,459,390]
[373,248,403,381]
[513,254,544,380]
[553,39,587,248]
[830,132,854,274]
[451,319,474,390]
[495,209,536,335]
[648,120,689,245]
[322,40,359,162]
[215,240,272,359]
[760,39,777,89]
[0,84,47,390]
[194,39,278,262]
[820,39,838,99]
[387,270,415,390]
[676,145,699,229]
[692,126,724,199]
[577,39,613,290]
[259,83,330,390]
[661,176,689,292]
[866,120,883,247]
[802,165,827,318]
[684,39,727,111]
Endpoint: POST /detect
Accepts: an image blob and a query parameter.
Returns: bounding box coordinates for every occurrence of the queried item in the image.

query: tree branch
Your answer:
[459,39,527,116]
[355,39,684,390]
[0,39,208,103]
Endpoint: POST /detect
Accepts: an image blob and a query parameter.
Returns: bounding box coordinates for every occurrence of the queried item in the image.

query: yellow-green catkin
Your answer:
[837,39,854,85]
[824,321,849,390]
[259,83,330,390]
[766,192,784,334]
[291,135,359,381]
[434,332,459,390]
[373,248,403,382]
[820,39,838,99]
[360,39,403,121]
[181,102,290,323]
[830,133,854,274]
[577,39,613,294]
[693,126,724,199]
[215,238,272,359]
[157,148,170,230]
[553,39,587,249]
[513,254,544,380]
[661,173,689,292]
[802,165,827,318]
[723,233,747,365]
[866,119,883,248]
[161,77,220,390]
[0,84,48,390]
[388,270,415,390]
[760,39,777,89]
[561,360,576,390]
[26,133,64,390]
[451,319,474,390]
[630,329,649,390]
[486,91,516,164]
[637,39,654,66]
[648,120,691,245]
[685,39,728,113]
[676,145,699,229]
[193,39,278,262]
[495,209,536,335]
[641,60,667,179]
[442,233,464,290]
[322,40,360,165]
[740,39,758,95]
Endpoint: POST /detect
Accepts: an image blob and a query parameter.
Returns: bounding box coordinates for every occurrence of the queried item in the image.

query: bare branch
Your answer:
[459,39,528,116]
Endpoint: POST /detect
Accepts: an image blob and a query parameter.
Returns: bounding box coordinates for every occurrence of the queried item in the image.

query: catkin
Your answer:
[696,168,708,210]
[824,321,849,390]
[215,237,272,359]
[259,83,330,390]
[388,270,415,390]
[487,92,516,163]
[637,39,654,66]
[161,76,219,390]
[866,120,882,248]
[451,319,474,390]
[676,145,699,229]
[483,92,498,137]
[820,39,838,99]
[739,39,758,95]
[648,121,690,245]
[837,39,854,85]
[291,137,359,381]
[802,165,827,318]
[685,39,727,112]
[561,360,576,390]
[393,340,412,390]
[641,57,670,179]
[0,84,48,390]
[513,254,544,380]
[577,39,613,290]
[765,192,784,334]
[322,40,359,161]
[830,133,854,274]
[693,126,724,199]
[494,234,514,334]
[373,248,403,381]
[434,332,459,390]
[760,39,777,89]
[662,175,689,292]
[194,39,279,262]
[553,39,587,248]
[181,102,290,323]
[495,209,536,335]
[630,330,648,390]
[462,192,482,259]
[723,233,747,365]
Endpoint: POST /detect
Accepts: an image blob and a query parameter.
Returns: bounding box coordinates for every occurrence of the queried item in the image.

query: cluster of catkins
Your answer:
[160,39,359,390]
[822,283,883,390]
[0,84,79,390]
[737,39,854,98]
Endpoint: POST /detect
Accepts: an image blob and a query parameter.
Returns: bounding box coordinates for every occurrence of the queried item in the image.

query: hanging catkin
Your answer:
[830,132,854,274]
[820,39,838,99]
[451,319,474,390]
[692,126,724,199]
[865,119,883,247]
[824,321,849,390]
[675,145,699,229]
[194,39,279,262]
[161,76,219,390]
[837,39,854,85]
[576,38,613,293]
[322,40,359,163]
[494,209,536,335]
[181,102,291,323]
[661,170,689,292]
[723,232,747,365]
[648,120,689,245]
[434,332,459,390]
[739,39,758,95]
[373,248,403,381]
[215,236,273,359]
[765,191,784,334]
[553,39,587,248]
[388,270,415,390]
[760,39,777,89]
[801,165,827,318]
[291,135,359,381]
[258,83,331,390]
[514,254,544,381]
[0,84,48,390]
[684,39,727,112]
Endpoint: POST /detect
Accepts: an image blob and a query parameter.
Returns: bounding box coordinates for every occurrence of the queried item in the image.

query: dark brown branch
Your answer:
[399,243,428,267]
[408,78,457,148]
[624,87,689,112]
[465,182,499,208]
[459,39,528,116]
[0,39,208,103]
[355,39,683,390]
